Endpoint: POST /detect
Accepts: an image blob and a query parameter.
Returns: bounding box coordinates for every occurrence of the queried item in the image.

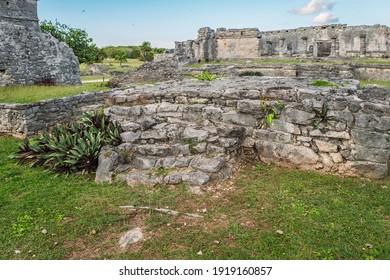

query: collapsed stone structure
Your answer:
[94,77,390,185]
[175,25,390,62]
[0,0,80,86]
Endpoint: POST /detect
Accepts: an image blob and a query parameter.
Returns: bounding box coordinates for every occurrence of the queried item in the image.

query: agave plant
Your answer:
[14,110,123,174]
[309,103,337,128]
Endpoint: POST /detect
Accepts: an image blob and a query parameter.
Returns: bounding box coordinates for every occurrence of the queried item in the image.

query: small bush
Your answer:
[239,71,263,77]
[194,70,217,81]
[311,80,337,87]
[14,109,122,174]
[260,100,285,128]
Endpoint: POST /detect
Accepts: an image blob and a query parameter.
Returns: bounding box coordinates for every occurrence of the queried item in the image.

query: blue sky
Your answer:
[37,0,390,48]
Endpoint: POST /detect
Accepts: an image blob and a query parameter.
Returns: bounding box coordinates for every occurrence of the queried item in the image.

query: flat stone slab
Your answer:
[119,228,143,248]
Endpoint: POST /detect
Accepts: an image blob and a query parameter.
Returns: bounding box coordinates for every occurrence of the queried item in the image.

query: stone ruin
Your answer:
[0,0,80,86]
[175,24,390,62]
[109,60,181,87]
[95,77,390,186]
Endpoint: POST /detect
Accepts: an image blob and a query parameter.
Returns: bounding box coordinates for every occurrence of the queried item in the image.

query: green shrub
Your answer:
[311,80,338,87]
[260,100,285,127]
[194,70,217,81]
[14,110,122,174]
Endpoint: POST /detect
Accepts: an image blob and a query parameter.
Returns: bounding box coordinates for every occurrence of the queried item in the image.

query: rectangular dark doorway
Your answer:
[317,41,332,57]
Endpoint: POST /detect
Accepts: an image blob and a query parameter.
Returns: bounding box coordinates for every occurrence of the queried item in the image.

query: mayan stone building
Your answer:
[175,24,390,62]
[0,0,80,86]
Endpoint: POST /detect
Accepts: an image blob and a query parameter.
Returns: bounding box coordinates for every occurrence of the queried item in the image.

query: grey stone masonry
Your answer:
[0,0,80,86]
[182,63,390,82]
[0,0,39,29]
[95,77,390,185]
[0,91,105,135]
[174,24,390,62]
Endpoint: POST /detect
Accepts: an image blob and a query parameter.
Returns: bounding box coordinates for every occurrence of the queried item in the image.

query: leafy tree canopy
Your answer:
[101,43,166,61]
[40,20,103,64]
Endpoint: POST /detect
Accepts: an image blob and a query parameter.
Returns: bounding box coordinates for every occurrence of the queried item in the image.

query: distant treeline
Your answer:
[40,20,166,64]
[102,44,166,62]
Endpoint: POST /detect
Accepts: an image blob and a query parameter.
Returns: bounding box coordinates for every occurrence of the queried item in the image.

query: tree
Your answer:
[139,41,153,61]
[40,20,101,64]
[97,49,108,63]
[114,51,127,67]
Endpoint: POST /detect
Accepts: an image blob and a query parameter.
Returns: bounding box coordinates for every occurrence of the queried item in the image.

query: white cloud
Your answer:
[290,0,336,15]
[313,12,340,24]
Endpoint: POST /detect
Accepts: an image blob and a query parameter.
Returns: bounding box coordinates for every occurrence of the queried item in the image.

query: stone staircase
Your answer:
[96,97,248,186]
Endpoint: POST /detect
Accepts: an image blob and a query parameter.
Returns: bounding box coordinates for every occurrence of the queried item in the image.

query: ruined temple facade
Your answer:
[0,0,80,86]
[175,24,390,62]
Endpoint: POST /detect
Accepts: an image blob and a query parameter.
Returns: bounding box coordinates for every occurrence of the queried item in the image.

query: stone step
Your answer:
[116,162,233,187]
[96,142,234,186]
[117,170,212,186]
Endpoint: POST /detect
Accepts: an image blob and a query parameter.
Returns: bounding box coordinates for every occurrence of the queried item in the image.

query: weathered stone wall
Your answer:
[352,64,390,81]
[0,23,81,86]
[97,77,390,185]
[0,0,39,29]
[0,0,81,86]
[176,24,390,62]
[183,63,390,81]
[0,92,105,136]
[216,28,261,60]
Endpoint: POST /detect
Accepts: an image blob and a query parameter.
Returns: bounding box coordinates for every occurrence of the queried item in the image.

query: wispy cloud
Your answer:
[289,0,339,24]
[313,12,339,24]
[290,0,336,15]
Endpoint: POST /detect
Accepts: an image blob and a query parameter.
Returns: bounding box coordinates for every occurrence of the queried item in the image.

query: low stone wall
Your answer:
[353,64,390,81]
[98,77,389,185]
[183,63,390,81]
[0,92,105,136]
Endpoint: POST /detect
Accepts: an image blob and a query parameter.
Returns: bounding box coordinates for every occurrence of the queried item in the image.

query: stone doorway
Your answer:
[317,41,332,57]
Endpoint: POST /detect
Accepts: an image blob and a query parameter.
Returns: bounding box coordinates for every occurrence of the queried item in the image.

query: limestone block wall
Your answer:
[339,25,389,57]
[352,64,390,81]
[216,28,261,60]
[0,0,81,86]
[102,77,390,184]
[0,23,81,86]
[183,63,390,81]
[0,0,39,29]
[176,24,390,62]
[0,92,105,136]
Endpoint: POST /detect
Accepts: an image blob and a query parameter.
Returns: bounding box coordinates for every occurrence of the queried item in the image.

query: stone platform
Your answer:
[95,77,390,185]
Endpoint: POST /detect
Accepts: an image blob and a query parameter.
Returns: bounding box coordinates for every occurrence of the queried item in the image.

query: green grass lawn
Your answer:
[0,83,109,104]
[0,136,389,260]
[81,76,114,82]
[80,59,144,75]
[360,80,390,89]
